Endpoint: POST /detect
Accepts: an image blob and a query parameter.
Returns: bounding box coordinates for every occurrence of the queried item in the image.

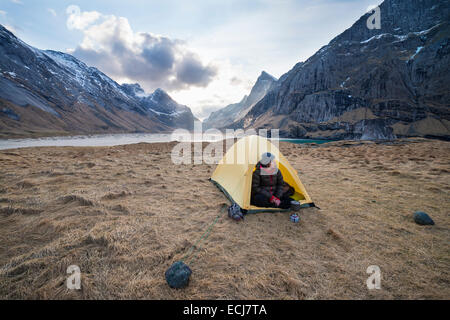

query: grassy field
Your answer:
[0,138,449,299]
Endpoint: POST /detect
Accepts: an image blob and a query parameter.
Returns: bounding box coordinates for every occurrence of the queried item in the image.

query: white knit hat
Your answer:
[260,152,275,165]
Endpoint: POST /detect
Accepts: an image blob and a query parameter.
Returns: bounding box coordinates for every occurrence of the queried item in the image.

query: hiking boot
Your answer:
[228,203,244,221]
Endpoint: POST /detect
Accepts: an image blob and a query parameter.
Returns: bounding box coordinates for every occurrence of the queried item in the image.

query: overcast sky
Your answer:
[0,0,382,120]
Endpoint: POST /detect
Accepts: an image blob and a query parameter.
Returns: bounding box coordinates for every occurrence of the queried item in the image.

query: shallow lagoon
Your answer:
[0,133,330,150]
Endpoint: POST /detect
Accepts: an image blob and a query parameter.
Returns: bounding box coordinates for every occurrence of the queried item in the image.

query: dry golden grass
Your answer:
[0,138,449,299]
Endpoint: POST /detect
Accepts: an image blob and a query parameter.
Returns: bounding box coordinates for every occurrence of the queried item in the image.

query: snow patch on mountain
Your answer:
[409,46,424,61]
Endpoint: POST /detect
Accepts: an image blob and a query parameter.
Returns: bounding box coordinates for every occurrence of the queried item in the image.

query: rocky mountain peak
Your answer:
[202,71,277,130]
[121,83,146,97]
[331,0,449,45]
[258,71,277,82]
[0,25,16,39]
[0,24,197,136]
[237,0,450,140]
[152,88,171,101]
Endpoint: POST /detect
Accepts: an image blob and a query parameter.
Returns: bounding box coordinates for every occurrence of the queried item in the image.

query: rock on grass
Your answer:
[413,211,435,225]
[165,261,192,289]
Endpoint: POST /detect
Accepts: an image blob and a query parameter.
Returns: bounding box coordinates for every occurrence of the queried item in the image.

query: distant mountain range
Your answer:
[0,25,197,138]
[228,0,450,140]
[203,71,276,130]
[1,0,449,141]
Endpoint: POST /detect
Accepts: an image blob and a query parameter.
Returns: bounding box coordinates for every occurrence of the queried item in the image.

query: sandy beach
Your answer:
[0,138,449,299]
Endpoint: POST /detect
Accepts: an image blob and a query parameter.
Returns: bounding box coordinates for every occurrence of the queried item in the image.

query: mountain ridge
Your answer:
[232,0,450,140]
[203,70,277,130]
[0,24,196,138]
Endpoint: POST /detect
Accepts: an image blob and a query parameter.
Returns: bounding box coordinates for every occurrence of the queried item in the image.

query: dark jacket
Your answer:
[251,162,285,199]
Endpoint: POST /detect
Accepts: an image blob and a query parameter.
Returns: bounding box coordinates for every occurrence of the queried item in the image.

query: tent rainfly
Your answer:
[210,135,315,213]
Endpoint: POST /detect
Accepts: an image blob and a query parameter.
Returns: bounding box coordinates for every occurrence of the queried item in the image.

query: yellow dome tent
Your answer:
[210,135,315,213]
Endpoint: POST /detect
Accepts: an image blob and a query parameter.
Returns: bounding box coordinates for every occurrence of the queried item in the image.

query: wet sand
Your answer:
[0,138,449,299]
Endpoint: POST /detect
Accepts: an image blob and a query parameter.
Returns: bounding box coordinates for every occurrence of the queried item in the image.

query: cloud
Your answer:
[11,0,22,4]
[169,57,254,119]
[0,10,6,16]
[47,8,57,17]
[176,53,217,86]
[66,5,101,30]
[230,77,242,86]
[66,5,217,92]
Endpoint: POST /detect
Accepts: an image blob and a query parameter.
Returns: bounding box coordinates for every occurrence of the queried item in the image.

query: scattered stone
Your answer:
[165,261,192,289]
[414,211,434,225]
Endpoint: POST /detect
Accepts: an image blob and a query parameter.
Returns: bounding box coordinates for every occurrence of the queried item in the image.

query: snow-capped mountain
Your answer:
[123,85,198,129]
[203,71,276,130]
[234,0,450,140]
[0,24,196,137]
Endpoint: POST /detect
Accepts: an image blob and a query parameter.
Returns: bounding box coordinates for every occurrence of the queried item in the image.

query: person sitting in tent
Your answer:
[251,152,298,209]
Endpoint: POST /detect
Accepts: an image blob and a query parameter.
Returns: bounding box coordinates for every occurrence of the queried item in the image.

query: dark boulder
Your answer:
[165,261,192,289]
[413,211,435,225]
